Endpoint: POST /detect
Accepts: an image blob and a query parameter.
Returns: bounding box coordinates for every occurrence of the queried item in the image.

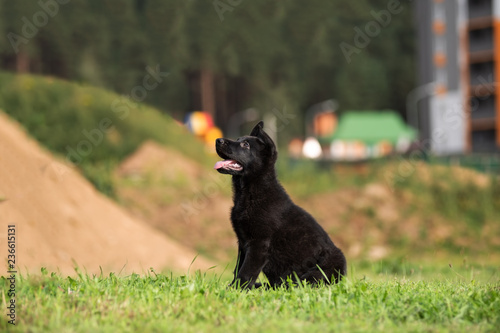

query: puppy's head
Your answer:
[214,121,277,176]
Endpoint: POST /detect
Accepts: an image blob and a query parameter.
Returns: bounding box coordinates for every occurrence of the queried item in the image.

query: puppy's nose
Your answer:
[216,138,226,145]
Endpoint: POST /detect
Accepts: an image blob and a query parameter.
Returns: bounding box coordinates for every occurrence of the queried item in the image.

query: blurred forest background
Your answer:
[0,0,415,136]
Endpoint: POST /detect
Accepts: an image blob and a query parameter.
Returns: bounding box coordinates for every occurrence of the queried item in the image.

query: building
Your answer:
[321,111,417,161]
[415,0,500,154]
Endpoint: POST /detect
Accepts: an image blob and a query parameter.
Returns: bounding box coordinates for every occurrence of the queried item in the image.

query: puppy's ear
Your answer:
[250,121,264,137]
[250,121,277,160]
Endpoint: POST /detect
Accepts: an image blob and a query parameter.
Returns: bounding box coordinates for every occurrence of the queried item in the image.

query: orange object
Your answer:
[313,112,337,137]
[434,52,447,67]
[186,111,214,136]
[433,20,446,35]
[288,138,303,159]
[204,126,223,144]
[435,83,448,96]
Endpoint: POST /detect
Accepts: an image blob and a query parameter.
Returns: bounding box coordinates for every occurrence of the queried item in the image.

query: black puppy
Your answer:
[215,121,346,288]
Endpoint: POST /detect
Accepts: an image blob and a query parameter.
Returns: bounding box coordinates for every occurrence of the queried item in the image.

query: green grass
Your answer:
[2,265,499,333]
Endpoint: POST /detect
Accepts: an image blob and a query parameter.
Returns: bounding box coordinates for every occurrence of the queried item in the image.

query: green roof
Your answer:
[328,110,417,145]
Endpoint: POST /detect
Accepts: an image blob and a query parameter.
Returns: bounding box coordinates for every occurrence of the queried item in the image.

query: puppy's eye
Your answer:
[240,141,250,149]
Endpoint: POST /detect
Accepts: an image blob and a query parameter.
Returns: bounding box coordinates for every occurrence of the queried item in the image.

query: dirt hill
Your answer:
[115,140,236,262]
[0,112,213,275]
[114,140,500,264]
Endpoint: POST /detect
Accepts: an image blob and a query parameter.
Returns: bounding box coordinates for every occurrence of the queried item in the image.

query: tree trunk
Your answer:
[200,68,215,117]
[16,48,30,73]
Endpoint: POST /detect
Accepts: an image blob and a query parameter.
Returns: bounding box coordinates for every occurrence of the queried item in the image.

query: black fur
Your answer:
[215,121,346,289]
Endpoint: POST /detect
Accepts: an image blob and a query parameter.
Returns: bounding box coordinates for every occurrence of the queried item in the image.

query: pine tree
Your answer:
[0,0,417,135]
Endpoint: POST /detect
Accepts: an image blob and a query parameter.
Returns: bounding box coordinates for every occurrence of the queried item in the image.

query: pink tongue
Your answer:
[214,160,236,169]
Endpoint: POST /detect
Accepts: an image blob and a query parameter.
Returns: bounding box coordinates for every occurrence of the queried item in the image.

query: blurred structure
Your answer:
[298,111,416,161]
[305,99,338,138]
[313,111,338,138]
[184,111,223,151]
[415,0,500,154]
[324,111,416,161]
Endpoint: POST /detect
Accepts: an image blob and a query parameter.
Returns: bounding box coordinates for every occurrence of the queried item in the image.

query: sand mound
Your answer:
[114,141,236,262]
[0,112,213,275]
[116,140,202,184]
